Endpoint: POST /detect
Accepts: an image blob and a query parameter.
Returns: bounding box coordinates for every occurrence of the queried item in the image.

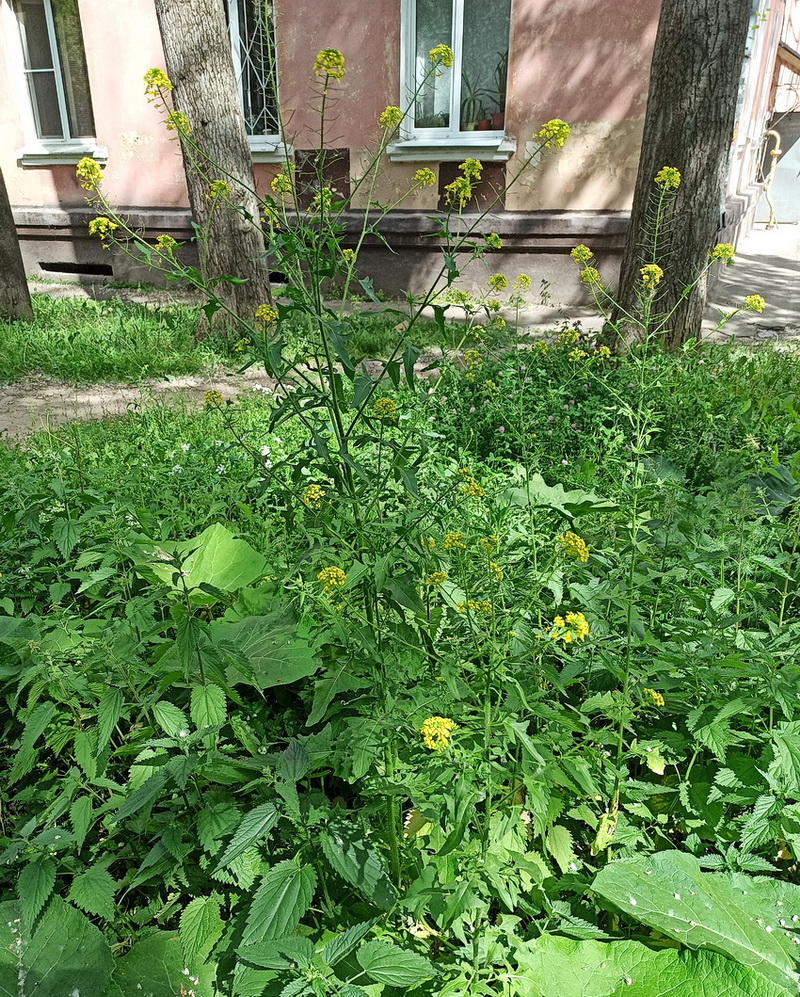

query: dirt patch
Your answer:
[0,368,275,442]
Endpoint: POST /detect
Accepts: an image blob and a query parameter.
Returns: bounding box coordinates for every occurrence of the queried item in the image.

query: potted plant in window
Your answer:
[460,74,485,131]
[476,105,493,130]
[490,50,508,130]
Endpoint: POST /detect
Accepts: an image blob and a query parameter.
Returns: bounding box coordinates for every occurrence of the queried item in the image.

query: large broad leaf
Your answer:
[0,898,114,997]
[511,934,789,997]
[592,850,800,992]
[320,821,397,910]
[242,860,316,946]
[180,895,224,966]
[211,613,320,690]
[502,473,617,518]
[106,931,216,997]
[143,524,269,604]
[215,802,280,872]
[355,939,434,987]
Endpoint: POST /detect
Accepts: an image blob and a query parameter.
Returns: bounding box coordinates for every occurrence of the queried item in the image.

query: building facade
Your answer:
[1,0,798,302]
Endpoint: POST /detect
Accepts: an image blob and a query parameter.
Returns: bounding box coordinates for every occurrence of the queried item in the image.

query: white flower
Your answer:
[215,465,226,475]
[178,730,188,739]
[259,445,272,456]
[180,443,190,452]
[171,464,183,474]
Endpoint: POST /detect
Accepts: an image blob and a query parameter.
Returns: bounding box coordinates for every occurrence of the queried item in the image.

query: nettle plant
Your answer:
[2,39,800,997]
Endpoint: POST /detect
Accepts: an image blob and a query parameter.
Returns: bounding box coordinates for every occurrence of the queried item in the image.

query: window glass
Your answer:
[229,0,279,136]
[52,0,95,137]
[461,0,510,127]
[414,0,452,128]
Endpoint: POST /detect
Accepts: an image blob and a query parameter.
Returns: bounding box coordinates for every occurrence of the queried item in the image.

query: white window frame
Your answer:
[6,0,106,165]
[389,0,515,162]
[226,0,291,163]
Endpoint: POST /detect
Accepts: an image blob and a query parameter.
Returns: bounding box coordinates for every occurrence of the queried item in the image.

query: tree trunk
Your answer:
[0,167,34,321]
[153,0,272,327]
[615,0,753,349]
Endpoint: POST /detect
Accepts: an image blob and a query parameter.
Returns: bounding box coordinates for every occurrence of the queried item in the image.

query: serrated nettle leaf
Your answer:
[109,930,216,997]
[242,860,316,945]
[95,686,123,752]
[70,795,93,850]
[355,939,434,987]
[52,517,81,558]
[191,683,227,730]
[320,822,396,910]
[216,801,280,871]
[152,700,190,738]
[10,700,57,783]
[67,864,116,920]
[180,894,224,966]
[237,936,315,970]
[281,740,310,782]
[110,767,170,824]
[592,850,800,992]
[546,824,578,874]
[320,918,380,967]
[18,856,56,928]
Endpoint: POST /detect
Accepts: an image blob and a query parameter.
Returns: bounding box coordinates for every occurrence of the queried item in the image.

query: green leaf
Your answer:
[67,864,116,920]
[191,684,227,729]
[213,614,320,690]
[355,939,434,987]
[76,566,116,594]
[307,667,370,726]
[95,687,123,752]
[511,934,789,997]
[320,918,379,967]
[546,824,577,874]
[145,524,269,604]
[180,894,224,966]
[281,740,310,782]
[107,931,215,997]
[9,700,57,783]
[110,768,170,824]
[711,587,736,612]
[152,700,189,738]
[216,802,280,871]
[70,795,93,850]
[242,860,316,945]
[237,936,315,970]
[52,517,81,558]
[320,821,396,910]
[18,856,55,928]
[5,897,114,997]
[502,473,617,517]
[770,722,800,798]
[592,850,800,992]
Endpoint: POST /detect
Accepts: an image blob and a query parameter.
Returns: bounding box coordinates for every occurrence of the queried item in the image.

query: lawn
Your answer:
[2,326,800,996]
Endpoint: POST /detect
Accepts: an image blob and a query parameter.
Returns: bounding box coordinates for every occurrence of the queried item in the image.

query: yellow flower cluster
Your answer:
[342,248,356,265]
[424,571,448,587]
[165,110,190,135]
[372,397,398,420]
[654,166,681,190]
[557,328,580,345]
[744,294,766,313]
[464,348,482,373]
[570,245,593,264]
[513,274,531,291]
[549,611,590,644]
[423,536,437,551]
[488,561,504,581]
[710,242,735,264]
[480,535,499,553]
[255,304,279,326]
[207,180,231,199]
[580,267,602,286]
[76,157,103,191]
[487,273,508,292]
[144,67,173,100]
[443,532,466,549]
[314,49,346,79]
[640,264,664,287]
[88,216,117,239]
[558,531,589,562]
[459,158,482,180]
[446,288,474,309]
[595,345,611,360]
[204,389,223,409]
[413,168,436,188]
[569,349,588,362]
[420,715,457,751]
[317,566,347,593]
[485,233,503,250]
[457,599,493,614]
[535,119,570,148]
[302,483,326,509]
[309,188,334,213]
[379,106,403,130]
[428,44,454,68]
[155,234,178,255]
[271,172,294,196]
[458,468,485,499]
[444,175,473,209]
[643,687,665,707]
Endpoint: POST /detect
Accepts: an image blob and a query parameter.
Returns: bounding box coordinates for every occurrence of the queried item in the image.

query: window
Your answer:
[13,0,105,163]
[227,0,287,160]
[392,0,515,160]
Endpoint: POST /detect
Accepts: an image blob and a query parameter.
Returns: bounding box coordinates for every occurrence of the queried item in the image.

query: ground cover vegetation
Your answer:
[2,43,800,997]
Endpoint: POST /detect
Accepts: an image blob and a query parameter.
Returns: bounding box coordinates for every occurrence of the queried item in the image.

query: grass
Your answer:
[0,295,480,384]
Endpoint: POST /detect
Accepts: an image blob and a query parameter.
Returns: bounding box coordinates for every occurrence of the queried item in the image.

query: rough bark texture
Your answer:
[153,0,272,325]
[0,167,34,321]
[615,0,753,349]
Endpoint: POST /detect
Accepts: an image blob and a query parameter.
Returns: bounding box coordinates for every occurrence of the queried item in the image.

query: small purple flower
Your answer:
[451,408,457,414]
[520,365,527,371]
[628,382,634,387]
[469,406,476,413]
[483,399,490,405]
[563,404,569,410]
[569,399,575,405]
[561,459,568,465]
[624,445,631,451]
[570,422,576,429]
[497,426,506,434]
[547,415,554,422]
[547,429,553,435]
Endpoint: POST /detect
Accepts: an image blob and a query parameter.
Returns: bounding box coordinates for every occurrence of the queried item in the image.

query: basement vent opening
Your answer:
[39,262,114,277]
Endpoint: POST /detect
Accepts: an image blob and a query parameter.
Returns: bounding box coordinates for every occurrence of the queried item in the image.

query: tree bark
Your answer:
[615,0,753,349]
[0,167,34,321]
[153,0,272,327]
